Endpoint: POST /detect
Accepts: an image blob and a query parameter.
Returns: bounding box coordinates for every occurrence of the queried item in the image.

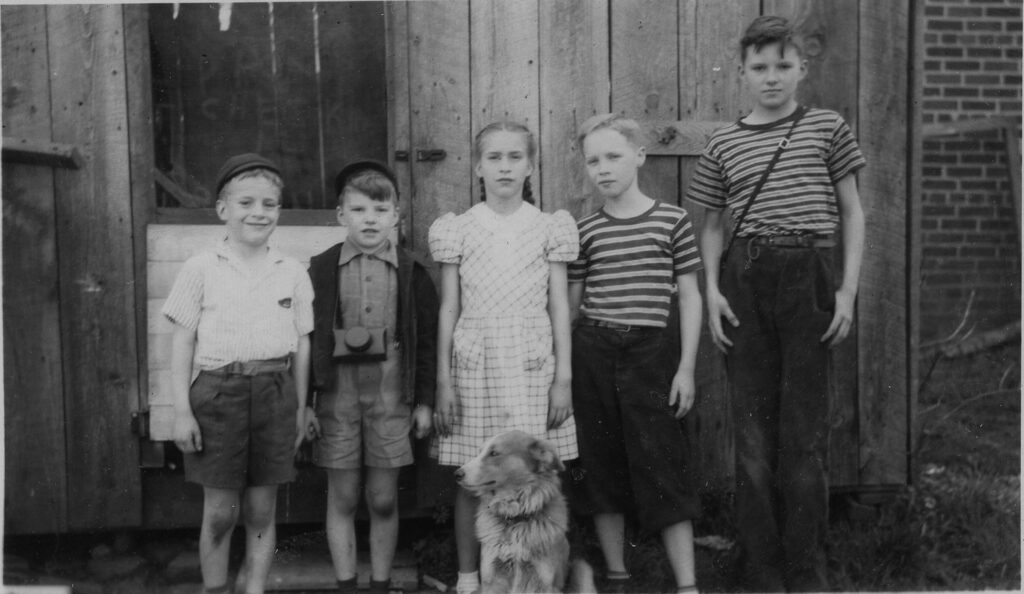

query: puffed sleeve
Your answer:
[428,212,462,264]
[545,210,580,263]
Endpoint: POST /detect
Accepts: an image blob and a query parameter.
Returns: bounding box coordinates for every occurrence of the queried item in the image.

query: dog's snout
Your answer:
[454,467,465,481]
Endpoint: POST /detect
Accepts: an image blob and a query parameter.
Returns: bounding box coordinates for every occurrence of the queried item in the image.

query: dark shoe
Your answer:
[337,576,359,594]
[369,578,403,594]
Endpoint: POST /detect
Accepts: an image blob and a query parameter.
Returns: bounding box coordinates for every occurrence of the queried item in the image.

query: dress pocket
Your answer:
[521,321,553,371]
[452,325,484,371]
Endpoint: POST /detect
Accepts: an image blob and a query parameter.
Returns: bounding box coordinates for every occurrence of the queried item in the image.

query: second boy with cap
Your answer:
[306,160,440,594]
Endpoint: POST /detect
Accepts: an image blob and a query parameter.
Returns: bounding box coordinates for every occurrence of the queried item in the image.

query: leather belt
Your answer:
[578,318,642,332]
[207,357,291,376]
[741,235,835,249]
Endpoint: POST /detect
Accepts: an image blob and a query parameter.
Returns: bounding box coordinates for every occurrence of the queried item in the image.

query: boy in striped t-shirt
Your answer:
[687,15,866,593]
[568,113,703,594]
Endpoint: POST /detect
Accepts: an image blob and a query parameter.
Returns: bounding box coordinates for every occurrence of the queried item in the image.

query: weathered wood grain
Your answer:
[855,0,909,488]
[611,0,680,205]
[2,3,69,535]
[470,0,540,132]
[538,0,610,218]
[407,1,473,254]
[387,1,414,248]
[47,3,142,530]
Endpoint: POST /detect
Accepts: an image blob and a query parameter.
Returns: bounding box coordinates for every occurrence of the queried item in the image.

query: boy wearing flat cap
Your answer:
[163,153,314,594]
[306,160,439,594]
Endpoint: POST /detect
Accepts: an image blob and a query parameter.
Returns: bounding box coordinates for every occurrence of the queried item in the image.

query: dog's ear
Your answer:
[529,438,565,474]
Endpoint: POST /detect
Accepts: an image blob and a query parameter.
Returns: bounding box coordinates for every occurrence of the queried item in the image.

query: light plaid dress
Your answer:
[429,202,580,465]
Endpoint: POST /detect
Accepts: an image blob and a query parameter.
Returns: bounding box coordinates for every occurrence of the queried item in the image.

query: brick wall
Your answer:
[921,0,1022,344]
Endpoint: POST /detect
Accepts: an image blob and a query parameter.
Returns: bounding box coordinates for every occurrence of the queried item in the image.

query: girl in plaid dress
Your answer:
[429,121,579,594]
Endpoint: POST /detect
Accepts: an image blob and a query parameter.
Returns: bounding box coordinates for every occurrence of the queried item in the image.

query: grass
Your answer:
[411,343,1021,592]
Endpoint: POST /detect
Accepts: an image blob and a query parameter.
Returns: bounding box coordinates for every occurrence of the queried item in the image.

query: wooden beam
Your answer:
[1003,123,1021,242]
[2,136,82,169]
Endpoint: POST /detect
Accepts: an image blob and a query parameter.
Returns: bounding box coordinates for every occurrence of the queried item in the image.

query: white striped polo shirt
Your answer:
[686,106,866,237]
[568,201,703,328]
[162,240,314,370]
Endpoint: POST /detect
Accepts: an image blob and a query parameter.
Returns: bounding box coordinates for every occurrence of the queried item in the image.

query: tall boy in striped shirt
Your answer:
[569,114,704,594]
[687,15,866,592]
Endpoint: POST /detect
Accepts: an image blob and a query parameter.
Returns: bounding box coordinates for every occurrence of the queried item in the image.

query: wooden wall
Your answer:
[3,4,142,533]
[1,0,911,534]
[392,0,911,492]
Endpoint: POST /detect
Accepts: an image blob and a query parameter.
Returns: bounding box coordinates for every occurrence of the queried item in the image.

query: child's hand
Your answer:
[706,289,738,353]
[668,369,696,419]
[547,378,573,429]
[412,405,433,439]
[173,411,202,454]
[821,287,856,348]
[434,384,457,438]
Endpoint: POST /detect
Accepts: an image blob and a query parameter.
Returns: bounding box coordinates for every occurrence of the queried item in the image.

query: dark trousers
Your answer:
[571,323,701,534]
[720,239,835,592]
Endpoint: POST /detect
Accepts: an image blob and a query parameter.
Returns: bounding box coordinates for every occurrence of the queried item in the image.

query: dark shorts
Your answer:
[571,323,701,533]
[184,370,298,490]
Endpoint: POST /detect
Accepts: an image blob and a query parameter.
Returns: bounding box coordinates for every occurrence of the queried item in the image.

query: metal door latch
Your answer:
[415,149,447,162]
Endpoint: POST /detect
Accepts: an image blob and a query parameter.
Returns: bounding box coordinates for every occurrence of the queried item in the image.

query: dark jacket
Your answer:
[309,242,439,408]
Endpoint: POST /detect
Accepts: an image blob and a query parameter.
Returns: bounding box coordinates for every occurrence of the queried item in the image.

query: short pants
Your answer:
[571,322,701,533]
[313,345,413,469]
[184,368,298,489]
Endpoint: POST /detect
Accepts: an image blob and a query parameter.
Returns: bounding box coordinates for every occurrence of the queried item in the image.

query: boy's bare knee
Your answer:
[365,488,397,518]
[206,507,240,542]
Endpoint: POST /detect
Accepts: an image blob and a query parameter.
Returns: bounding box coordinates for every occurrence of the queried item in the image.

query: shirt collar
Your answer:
[215,238,285,265]
[338,238,398,268]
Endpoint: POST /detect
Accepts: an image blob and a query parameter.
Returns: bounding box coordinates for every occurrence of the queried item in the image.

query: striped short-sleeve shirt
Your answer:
[162,241,314,370]
[568,201,703,328]
[686,106,866,237]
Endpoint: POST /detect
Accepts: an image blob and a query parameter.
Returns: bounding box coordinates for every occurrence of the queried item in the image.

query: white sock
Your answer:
[456,570,480,593]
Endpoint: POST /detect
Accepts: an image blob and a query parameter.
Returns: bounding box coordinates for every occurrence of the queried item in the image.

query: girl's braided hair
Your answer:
[474,120,536,204]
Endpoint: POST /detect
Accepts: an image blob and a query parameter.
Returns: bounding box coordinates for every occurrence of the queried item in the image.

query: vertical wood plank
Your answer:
[387,1,414,247]
[125,3,156,453]
[407,1,472,254]
[48,4,142,529]
[764,0,863,488]
[538,0,610,218]
[271,3,322,209]
[610,0,680,204]
[470,0,540,136]
[856,0,909,487]
[317,2,389,203]
[678,0,759,492]
[1,3,69,534]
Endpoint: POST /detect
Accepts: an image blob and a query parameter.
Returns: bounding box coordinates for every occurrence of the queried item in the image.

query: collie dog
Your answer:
[456,430,594,594]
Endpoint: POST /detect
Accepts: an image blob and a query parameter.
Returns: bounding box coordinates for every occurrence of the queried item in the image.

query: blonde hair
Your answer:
[576,113,643,150]
[473,120,537,204]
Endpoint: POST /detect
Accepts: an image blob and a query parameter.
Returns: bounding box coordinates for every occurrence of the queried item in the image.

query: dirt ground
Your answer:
[4,343,1020,593]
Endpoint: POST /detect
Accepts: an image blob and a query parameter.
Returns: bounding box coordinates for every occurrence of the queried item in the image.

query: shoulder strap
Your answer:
[720,105,806,264]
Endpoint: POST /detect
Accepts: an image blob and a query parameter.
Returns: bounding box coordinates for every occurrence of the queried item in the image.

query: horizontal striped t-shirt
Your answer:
[686,106,866,237]
[568,201,703,328]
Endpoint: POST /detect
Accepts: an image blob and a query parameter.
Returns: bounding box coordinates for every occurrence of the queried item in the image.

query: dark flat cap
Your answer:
[334,159,399,199]
[215,153,281,195]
